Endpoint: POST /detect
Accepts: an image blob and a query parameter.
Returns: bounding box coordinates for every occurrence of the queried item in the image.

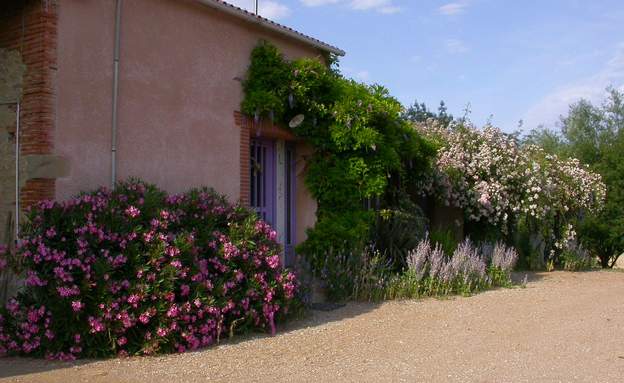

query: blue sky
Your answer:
[229,0,624,132]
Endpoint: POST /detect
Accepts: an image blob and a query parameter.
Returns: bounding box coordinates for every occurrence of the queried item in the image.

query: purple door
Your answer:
[250,139,297,267]
[250,139,276,226]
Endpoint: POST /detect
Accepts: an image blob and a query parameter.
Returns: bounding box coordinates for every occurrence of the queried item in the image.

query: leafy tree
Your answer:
[526,87,624,267]
[404,100,453,127]
[523,125,564,155]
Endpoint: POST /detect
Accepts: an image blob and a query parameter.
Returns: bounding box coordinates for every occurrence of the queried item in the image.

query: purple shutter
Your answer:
[250,139,276,226]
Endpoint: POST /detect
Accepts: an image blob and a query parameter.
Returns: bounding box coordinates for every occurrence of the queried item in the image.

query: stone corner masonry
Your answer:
[1,0,67,242]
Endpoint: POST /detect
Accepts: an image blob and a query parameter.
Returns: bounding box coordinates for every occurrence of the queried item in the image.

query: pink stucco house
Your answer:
[0,0,344,265]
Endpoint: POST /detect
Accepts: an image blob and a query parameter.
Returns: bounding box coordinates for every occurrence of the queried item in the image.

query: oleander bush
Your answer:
[0,179,298,360]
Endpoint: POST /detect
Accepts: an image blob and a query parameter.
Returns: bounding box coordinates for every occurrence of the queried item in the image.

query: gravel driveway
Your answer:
[1,271,623,382]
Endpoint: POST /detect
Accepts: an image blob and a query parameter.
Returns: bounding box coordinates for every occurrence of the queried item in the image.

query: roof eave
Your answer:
[196,0,345,56]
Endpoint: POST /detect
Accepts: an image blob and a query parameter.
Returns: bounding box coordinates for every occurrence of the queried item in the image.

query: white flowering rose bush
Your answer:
[414,120,606,262]
[415,121,528,227]
[521,145,605,220]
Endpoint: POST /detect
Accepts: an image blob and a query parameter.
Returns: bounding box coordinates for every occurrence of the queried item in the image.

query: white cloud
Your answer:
[301,0,340,6]
[350,0,391,10]
[227,0,291,20]
[380,5,402,14]
[438,2,468,16]
[300,0,401,14]
[355,70,371,81]
[523,43,624,129]
[445,38,469,54]
[261,1,291,19]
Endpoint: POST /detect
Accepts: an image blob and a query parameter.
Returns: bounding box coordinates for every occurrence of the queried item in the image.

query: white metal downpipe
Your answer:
[1,101,20,241]
[14,103,20,241]
[111,0,122,189]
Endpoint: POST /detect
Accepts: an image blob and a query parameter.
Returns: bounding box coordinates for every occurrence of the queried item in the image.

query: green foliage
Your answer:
[523,126,564,155]
[429,229,458,256]
[241,42,436,297]
[403,100,454,127]
[241,42,291,121]
[560,245,594,271]
[370,193,428,270]
[578,216,620,267]
[525,87,624,267]
[349,249,393,302]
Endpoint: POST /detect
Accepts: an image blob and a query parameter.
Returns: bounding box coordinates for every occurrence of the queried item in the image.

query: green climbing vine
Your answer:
[242,42,436,292]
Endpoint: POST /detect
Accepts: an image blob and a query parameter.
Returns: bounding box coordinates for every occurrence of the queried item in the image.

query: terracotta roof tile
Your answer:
[197,0,345,56]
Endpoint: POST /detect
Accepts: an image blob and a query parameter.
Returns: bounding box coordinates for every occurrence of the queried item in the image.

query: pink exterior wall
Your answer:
[55,0,324,206]
[294,143,317,246]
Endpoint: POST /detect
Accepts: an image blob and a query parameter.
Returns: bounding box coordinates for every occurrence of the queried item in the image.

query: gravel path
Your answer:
[1,271,623,383]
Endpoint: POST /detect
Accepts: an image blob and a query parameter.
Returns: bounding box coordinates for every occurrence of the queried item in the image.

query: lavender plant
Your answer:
[560,241,594,271]
[355,236,519,301]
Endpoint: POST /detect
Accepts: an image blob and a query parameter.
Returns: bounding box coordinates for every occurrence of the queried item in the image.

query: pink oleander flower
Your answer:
[71,300,84,312]
[222,241,239,259]
[266,255,280,269]
[57,285,80,297]
[69,346,82,354]
[166,304,179,318]
[139,312,151,324]
[180,284,190,296]
[127,294,141,306]
[88,317,105,333]
[156,327,168,337]
[25,271,47,287]
[165,246,180,257]
[268,230,277,241]
[125,206,140,218]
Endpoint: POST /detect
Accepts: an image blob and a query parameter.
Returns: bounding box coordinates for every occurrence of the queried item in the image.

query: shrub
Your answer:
[354,237,518,301]
[429,228,458,257]
[486,242,520,285]
[370,195,428,270]
[351,248,393,301]
[560,242,594,271]
[242,42,437,292]
[0,180,298,359]
[415,120,605,266]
